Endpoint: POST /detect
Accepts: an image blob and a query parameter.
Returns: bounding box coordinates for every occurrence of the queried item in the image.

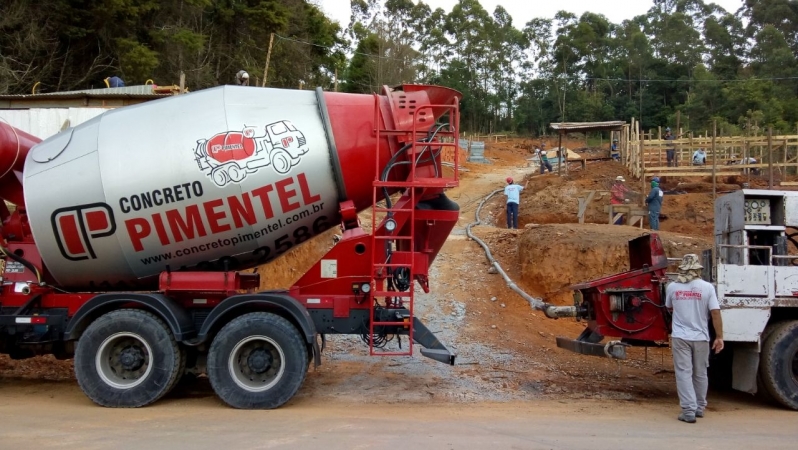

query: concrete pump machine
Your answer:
[0,84,461,409]
[549,190,798,410]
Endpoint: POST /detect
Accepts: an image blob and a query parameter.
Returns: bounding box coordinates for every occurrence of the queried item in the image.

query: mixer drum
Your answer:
[24,87,343,289]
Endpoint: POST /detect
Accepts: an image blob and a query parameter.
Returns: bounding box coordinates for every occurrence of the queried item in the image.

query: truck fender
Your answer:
[196,292,321,366]
[65,293,195,341]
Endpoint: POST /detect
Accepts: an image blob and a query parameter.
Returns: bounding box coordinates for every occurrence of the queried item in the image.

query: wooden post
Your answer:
[784,138,788,170]
[768,127,774,189]
[179,71,185,94]
[712,120,717,202]
[639,120,645,203]
[262,33,275,87]
[673,111,682,167]
[558,131,564,175]
[334,67,338,92]
[578,191,596,224]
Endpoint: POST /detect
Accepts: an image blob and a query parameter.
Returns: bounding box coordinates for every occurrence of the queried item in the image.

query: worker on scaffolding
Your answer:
[610,176,630,225]
[665,128,676,167]
[692,148,707,165]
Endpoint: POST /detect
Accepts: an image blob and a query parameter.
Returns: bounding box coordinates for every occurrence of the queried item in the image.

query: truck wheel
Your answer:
[207,312,308,409]
[270,149,292,174]
[760,320,798,410]
[757,322,785,404]
[227,164,245,182]
[211,167,230,186]
[74,309,182,408]
[165,345,187,395]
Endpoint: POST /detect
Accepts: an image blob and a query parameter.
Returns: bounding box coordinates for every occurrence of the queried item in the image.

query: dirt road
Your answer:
[0,380,794,449]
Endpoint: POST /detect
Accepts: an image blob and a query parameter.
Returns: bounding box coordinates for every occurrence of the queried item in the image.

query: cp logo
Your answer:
[51,203,116,261]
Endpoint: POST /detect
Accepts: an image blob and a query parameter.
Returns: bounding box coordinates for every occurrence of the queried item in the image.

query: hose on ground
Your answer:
[464,188,551,312]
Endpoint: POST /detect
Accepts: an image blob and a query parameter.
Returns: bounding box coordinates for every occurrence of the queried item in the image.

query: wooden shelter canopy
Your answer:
[550,121,626,133]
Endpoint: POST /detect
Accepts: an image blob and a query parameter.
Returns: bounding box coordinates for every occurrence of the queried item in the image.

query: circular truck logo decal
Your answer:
[194,120,309,187]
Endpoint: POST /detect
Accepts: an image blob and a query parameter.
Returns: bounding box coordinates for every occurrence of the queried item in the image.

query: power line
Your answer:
[274,34,429,64]
[569,75,798,83]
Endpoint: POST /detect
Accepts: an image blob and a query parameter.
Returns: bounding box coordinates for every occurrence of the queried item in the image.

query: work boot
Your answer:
[678,412,696,423]
[695,410,704,418]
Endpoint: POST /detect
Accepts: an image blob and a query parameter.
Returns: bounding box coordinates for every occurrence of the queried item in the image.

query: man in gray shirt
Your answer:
[665,254,724,423]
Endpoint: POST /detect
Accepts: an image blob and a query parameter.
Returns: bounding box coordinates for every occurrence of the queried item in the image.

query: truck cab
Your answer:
[713,189,798,409]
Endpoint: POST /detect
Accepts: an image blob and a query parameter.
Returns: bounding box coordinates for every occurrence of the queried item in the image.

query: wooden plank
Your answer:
[646,162,798,171]
[643,172,742,177]
[577,190,596,224]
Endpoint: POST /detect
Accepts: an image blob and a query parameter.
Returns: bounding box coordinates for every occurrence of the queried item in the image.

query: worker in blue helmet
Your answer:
[646,177,664,230]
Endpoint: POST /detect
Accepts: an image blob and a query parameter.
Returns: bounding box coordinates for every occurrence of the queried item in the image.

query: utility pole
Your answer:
[716,120,718,205]
[768,126,774,189]
[262,33,275,87]
[675,110,681,166]
[334,68,338,92]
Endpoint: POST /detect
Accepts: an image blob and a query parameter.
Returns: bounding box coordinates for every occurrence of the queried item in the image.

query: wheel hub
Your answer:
[118,346,145,371]
[96,332,153,390]
[247,348,273,374]
[228,335,286,393]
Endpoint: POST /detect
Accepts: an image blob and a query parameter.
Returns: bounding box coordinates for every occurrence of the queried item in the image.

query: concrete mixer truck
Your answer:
[0,84,462,409]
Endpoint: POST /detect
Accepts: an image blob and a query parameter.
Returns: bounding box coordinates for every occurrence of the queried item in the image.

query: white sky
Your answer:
[316,0,746,29]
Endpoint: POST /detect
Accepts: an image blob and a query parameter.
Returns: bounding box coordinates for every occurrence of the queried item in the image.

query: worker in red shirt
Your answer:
[610,176,629,225]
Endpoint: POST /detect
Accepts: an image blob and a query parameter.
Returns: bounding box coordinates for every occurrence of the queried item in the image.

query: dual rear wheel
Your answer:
[75,310,308,409]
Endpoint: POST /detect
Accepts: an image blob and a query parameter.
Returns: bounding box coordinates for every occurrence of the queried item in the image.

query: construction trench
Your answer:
[1,136,746,405]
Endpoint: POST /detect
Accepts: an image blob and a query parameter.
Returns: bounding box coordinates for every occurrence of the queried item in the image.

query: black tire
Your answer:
[74,309,182,408]
[760,320,798,410]
[165,345,187,395]
[207,312,308,409]
[270,149,292,174]
[757,322,784,405]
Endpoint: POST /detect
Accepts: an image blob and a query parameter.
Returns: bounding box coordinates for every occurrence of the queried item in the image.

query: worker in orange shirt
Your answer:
[610,176,630,225]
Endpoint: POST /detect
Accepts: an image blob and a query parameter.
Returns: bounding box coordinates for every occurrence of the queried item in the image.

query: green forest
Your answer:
[2,0,798,136]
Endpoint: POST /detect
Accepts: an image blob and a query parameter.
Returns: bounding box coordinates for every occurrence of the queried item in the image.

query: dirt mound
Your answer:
[479,160,729,238]
[517,223,713,304]
[0,355,73,380]
[256,228,337,290]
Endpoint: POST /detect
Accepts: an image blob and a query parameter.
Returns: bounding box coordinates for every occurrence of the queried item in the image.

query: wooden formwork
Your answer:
[623,125,798,184]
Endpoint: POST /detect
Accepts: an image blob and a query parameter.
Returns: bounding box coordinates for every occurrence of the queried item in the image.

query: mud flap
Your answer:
[731,343,759,394]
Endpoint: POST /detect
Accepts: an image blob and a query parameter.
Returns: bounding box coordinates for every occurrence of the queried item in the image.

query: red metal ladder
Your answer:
[367,96,460,357]
[368,152,419,357]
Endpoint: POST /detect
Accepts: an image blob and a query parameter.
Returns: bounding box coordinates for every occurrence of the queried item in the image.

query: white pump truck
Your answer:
[711,189,798,409]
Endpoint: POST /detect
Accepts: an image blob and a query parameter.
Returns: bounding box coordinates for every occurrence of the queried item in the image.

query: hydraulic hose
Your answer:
[465,188,552,312]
